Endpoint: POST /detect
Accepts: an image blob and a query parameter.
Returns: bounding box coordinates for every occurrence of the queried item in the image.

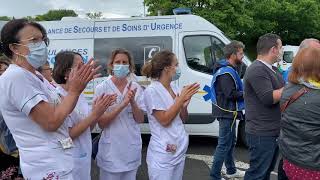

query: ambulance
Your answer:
[277,45,299,70]
[0,13,252,143]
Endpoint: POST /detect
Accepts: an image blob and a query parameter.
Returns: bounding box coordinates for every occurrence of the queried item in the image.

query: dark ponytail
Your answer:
[141,50,175,79]
[0,42,4,54]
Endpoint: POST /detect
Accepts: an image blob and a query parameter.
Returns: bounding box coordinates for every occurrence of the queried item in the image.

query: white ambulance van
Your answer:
[0,14,251,143]
[277,45,299,70]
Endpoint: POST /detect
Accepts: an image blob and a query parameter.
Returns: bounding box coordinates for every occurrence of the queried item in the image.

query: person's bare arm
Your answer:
[131,99,145,123]
[30,59,101,131]
[69,94,115,139]
[179,99,190,123]
[154,83,199,127]
[97,97,125,128]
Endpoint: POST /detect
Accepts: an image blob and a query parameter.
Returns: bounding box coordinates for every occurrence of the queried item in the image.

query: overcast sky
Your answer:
[0,0,146,18]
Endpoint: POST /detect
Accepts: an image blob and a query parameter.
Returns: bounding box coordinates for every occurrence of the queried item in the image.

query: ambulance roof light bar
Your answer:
[173,8,192,15]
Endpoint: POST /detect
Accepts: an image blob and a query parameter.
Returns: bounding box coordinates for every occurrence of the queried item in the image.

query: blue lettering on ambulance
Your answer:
[48,22,183,34]
[150,23,182,31]
[122,24,142,32]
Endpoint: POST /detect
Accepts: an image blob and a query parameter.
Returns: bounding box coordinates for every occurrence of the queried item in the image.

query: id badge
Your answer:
[59,137,74,149]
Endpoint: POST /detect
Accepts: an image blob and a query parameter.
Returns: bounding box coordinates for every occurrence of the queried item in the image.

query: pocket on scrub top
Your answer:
[98,136,111,159]
[125,143,142,164]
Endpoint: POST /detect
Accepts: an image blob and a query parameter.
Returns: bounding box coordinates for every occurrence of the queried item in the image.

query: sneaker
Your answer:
[225,170,245,179]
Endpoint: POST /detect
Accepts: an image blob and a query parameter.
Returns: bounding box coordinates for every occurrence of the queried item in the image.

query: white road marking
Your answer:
[186,154,278,178]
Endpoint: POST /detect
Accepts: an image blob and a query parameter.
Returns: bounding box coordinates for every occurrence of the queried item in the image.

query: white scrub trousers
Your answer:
[99,168,138,180]
[148,159,185,180]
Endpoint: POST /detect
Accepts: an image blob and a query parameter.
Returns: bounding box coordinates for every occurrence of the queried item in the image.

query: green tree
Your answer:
[86,12,103,19]
[144,0,253,39]
[25,16,36,21]
[0,16,11,21]
[277,0,320,45]
[35,9,78,21]
[144,0,320,58]
[144,0,255,56]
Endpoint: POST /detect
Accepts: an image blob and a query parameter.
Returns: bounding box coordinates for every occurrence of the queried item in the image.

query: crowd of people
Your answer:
[0,18,319,180]
[211,34,320,180]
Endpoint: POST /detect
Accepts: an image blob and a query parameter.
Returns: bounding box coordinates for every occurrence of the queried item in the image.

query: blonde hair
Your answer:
[289,47,320,83]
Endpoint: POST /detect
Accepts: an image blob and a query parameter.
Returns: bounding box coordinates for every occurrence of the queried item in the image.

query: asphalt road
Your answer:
[91,135,278,180]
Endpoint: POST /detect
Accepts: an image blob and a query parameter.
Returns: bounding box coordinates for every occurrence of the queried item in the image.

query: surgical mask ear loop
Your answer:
[13,51,27,63]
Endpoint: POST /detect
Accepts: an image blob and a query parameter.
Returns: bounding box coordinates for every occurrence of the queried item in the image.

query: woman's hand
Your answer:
[177,83,200,105]
[91,94,117,121]
[68,58,101,95]
[182,98,191,108]
[121,82,137,107]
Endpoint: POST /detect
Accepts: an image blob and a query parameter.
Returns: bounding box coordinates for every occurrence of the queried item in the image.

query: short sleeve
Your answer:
[93,80,116,112]
[67,114,75,128]
[9,76,48,116]
[93,81,105,101]
[143,87,167,115]
[171,82,181,96]
[133,82,146,111]
[68,94,90,128]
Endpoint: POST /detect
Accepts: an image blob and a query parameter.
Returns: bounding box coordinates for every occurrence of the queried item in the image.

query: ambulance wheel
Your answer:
[238,121,248,147]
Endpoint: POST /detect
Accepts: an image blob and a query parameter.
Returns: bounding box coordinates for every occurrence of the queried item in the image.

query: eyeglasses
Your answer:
[18,36,49,47]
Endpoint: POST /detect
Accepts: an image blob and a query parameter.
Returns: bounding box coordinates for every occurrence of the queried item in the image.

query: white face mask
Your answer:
[15,41,48,69]
[113,64,129,78]
[171,66,181,81]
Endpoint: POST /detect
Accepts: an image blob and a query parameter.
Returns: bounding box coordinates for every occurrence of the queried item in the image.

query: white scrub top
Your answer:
[143,81,189,169]
[95,78,144,173]
[56,86,92,180]
[0,64,73,179]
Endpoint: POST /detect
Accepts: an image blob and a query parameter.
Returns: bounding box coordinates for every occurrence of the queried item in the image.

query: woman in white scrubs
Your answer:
[95,49,145,180]
[0,19,100,180]
[52,51,117,180]
[141,50,200,180]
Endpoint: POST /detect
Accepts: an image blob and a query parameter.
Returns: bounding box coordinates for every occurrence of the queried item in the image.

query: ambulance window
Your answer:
[283,51,294,63]
[183,35,225,74]
[210,37,225,62]
[93,36,172,76]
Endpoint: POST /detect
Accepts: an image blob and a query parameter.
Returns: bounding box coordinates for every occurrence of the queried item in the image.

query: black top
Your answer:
[244,60,285,136]
[212,62,243,120]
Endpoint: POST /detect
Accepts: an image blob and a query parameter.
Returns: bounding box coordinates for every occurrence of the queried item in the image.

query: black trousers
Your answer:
[278,158,289,180]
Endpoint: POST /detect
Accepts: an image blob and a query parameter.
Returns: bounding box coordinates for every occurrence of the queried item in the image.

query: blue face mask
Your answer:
[113,64,129,78]
[24,41,48,69]
[172,66,181,81]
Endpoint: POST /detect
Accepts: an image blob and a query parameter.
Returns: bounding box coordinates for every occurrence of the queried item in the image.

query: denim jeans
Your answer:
[210,118,237,180]
[244,133,279,180]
